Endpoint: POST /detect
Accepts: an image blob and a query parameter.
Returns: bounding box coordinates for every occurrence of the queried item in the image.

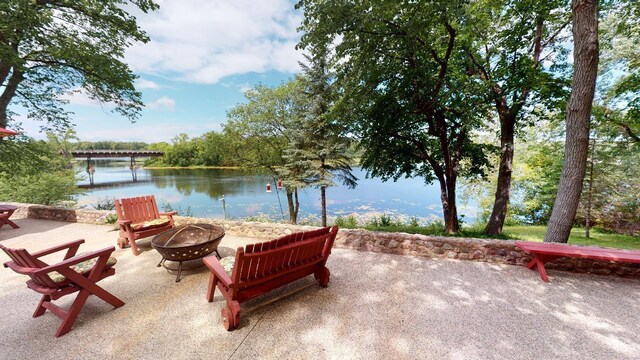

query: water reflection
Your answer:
[76,160,478,223]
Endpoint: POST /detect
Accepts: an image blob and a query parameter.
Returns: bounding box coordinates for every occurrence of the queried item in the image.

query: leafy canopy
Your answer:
[0,0,158,130]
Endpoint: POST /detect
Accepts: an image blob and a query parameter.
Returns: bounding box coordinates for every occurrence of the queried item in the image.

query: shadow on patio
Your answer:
[0,219,639,360]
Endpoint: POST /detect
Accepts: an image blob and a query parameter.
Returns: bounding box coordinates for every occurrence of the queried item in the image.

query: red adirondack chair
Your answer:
[114,195,177,256]
[0,239,124,337]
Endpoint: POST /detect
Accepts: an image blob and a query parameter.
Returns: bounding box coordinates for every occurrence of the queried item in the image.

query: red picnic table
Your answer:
[0,205,19,229]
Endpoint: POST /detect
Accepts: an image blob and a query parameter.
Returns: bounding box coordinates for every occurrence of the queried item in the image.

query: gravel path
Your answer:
[1,218,639,359]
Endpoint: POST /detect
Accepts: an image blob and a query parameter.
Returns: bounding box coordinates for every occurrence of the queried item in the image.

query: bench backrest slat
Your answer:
[115,195,161,224]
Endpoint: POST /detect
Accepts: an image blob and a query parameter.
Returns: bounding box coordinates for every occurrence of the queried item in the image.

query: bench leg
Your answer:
[314,266,331,288]
[222,300,241,331]
[526,256,549,282]
[0,216,19,229]
[526,254,562,282]
[207,274,218,302]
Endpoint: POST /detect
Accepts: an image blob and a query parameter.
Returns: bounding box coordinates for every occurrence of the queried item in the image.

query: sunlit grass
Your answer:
[503,226,640,250]
[352,222,640,250]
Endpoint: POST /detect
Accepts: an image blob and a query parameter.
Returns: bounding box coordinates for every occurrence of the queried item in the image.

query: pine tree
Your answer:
[283,44,357,227]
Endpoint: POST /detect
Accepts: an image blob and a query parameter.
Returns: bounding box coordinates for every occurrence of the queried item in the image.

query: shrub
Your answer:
[105,213,118,224]
[335,215,358,228]
[92,197,116,210]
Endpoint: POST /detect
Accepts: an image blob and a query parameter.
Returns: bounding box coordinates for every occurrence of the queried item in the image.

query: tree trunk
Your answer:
[286,188,300,224]
[585,136,596,238]
[485,113,516,235]
[544,0,598,243]
[294,188,300,222]
[0,68,24,128]
[320,186,327,227]
[286,191,297,224]
[437,176,460,234]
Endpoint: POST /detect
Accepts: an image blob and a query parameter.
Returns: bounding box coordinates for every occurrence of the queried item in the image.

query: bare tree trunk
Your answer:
[585,136,596,238]
[286,188,301,224]
[294,188,299,222]
[320,186,327,227]
[286,191,296,224]
[437,176,460,234]
[485,113,515,235]
[544,0,599,243]
[0,68,23,128]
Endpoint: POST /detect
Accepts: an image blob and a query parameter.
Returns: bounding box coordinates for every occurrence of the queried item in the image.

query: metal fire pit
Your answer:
[151,223,225,282]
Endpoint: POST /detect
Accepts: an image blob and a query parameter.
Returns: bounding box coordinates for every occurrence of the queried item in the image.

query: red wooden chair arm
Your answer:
[204,256,233,287]
[30,239,85,259]
[3,261,38,275]
[159,211,177,217]
[117,219,133,226]
[33,247,116,277]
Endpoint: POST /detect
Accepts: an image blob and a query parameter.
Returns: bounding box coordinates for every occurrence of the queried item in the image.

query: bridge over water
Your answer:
[70,150,164,186]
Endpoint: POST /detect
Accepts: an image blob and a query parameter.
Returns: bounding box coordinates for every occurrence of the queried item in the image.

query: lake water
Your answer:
[76,160,478,224]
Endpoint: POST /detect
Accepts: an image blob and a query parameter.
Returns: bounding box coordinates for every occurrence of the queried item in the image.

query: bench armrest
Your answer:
[203,256,233,287]
[159,211,178,217]
[117,219,133,226]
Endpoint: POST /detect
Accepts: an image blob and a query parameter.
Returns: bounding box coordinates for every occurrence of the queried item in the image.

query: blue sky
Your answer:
[21,0,303,143]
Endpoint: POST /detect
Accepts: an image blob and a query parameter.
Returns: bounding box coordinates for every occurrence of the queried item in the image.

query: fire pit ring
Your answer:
[151,223,225,282]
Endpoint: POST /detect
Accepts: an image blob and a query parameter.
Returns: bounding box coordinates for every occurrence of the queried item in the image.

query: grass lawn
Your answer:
[503,225,640,250]
[355,224,640,250]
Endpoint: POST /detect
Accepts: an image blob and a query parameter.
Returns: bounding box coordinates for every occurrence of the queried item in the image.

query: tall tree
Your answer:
[283,46,357,227]
[464,0,571,235]
[225,79,308,224]
[0,0,158,131]
[297,0,492,233]
[544,0,599,243]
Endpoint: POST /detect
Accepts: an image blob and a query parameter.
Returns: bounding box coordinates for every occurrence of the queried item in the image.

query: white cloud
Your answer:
[135,78,161,89]
[60,89,116,108]
[125,0,304,84]
[146,96,176,111]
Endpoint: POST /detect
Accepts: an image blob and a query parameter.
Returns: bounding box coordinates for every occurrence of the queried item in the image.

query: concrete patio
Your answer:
[1,218,639,360]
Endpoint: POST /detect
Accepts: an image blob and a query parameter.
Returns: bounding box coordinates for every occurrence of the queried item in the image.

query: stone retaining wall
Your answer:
[6,202,640,279]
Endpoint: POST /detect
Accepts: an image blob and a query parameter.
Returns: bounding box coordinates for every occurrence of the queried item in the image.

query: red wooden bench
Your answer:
[204,226,338,330]
[515,241,640,282]
[114,195,177,256]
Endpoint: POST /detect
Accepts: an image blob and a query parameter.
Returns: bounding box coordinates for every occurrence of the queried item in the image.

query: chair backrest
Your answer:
[0,244,59,289]
[232,226,338,287]
[114,195,161,224]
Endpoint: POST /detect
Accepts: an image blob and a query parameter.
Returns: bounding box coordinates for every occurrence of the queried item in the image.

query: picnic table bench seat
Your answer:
[204,226,338,330]
[515,241,640,282]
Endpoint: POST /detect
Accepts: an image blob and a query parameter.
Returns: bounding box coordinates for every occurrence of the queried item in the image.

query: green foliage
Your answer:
[91,197,116,211]
[282,46,358,195]
[599,1,640,143]
[296,0,495,233]
[73,141,151,151]
[105,213,118,224]
[0,0,158,129]
[0,138,82,205]
[334,215,358,228]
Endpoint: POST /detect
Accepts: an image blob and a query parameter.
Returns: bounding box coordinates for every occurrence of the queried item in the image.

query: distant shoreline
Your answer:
[142,165,242,170]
